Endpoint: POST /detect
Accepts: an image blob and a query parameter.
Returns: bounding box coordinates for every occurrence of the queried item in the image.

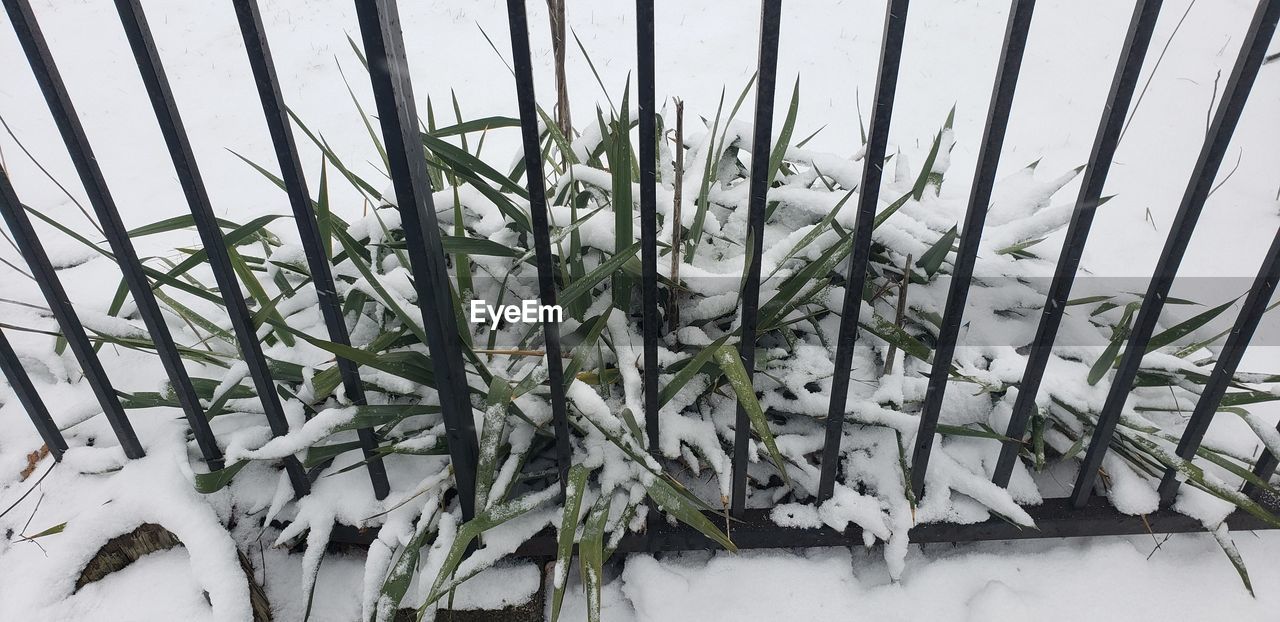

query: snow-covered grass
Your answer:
[1,1,1278,620]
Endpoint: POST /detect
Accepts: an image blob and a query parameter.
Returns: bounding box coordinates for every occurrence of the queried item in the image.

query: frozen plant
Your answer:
[12,69,1280,619]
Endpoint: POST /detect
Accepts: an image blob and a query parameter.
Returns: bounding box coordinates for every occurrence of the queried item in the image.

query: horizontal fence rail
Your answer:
[0,0,1277,563]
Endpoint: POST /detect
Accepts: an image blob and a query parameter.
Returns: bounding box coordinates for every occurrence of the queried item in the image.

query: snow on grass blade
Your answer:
[422,489,557,609]
[474,377,513,512]
[646,477,736,552]
[713,344,792,488]
[579,497,610,622]
[194,460,249,494]
[550,465,589,622]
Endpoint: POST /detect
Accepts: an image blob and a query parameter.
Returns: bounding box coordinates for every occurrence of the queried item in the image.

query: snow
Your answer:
[577,534,1280,622]
[0,451,251,622]
[52,548,219,622]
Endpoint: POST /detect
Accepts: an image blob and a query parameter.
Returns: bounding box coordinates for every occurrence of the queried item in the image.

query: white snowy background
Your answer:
[0,0,1278,620]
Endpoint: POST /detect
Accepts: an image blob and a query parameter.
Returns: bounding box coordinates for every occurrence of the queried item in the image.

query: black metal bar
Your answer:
[992,0,1163,488]
[231,0,388,500]
[911,0,1036,499]
[818,0,910,502]
[1071,0,1280,508]
[731,0,782,517]
[111,0,308,494]
[331,492,1280,551]
[0,327,68,460]
[1158,228,1280,505]
[505,0,572,494]
[6,0,222,469]
[506,495,1280,556]
[353,0,480,520]
[1252,441,1280,498]
[0,172,144,459]
[636,0,661,467]
[635,0,665,546]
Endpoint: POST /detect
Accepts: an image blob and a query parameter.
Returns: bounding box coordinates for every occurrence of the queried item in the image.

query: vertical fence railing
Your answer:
[819,0,910,502]
[1071,0,1280,508]
[635,0,662,469]
[504,0,574,494]
[731,0,782,516]
[2,0,1278,545]
[0,155,144,462]
[992,0,1164,488]
[112,0,310,494]
[353,0,480,520]
[635,0,665,542]
[231,0,389,499]
[0,326,68,460]
[911,0,1035,498]
[1158,228,1280,505]
[6,0,224,469]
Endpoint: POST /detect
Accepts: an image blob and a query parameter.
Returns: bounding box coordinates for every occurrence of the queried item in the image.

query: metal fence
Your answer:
[1,0,1279,558]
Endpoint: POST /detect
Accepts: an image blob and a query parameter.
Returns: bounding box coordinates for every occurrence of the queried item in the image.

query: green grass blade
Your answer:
[713,343,791,487]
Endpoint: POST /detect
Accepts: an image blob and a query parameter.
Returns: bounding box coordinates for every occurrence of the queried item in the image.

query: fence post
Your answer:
[818,0,910,502]
[231,0,389,500]
[1071,0,1280,508]
[352,0,480,520]
[0,328,68,460]
[112,0,309,495]
[992,0,1164,488]
[731,0,783,517]
[911,0,1036,499]
[504,0,574,494]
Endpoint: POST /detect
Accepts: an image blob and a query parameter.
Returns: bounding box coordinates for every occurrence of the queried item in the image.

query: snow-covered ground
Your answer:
[1,0,1278,620]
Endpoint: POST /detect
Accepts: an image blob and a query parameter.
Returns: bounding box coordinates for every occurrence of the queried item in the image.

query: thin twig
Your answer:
[0,297,49,312]
[0,116,104,237]
[1119,0,1198,144]
[472,348,572,358]
[884,253,912,375]
[0,254,35,281]
[0,461,55,521]
[546,0,572,142]
[1205,69,1222,137]
[0,322,60,337]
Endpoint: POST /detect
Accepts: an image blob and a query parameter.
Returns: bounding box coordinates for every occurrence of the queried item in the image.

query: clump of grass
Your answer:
[13,60,1279,619]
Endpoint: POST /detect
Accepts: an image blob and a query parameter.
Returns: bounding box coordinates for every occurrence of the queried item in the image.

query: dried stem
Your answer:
[546,0,572,141]
[883,253,912,375]
[668,100,685,341]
